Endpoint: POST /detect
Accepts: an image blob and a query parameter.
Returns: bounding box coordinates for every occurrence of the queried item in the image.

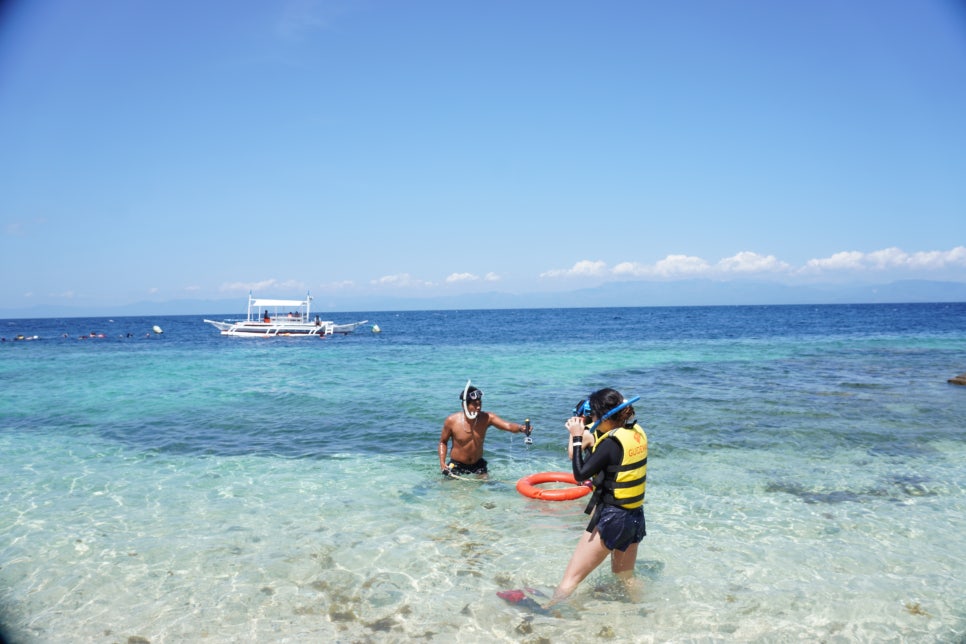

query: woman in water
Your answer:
[547,387,648,607]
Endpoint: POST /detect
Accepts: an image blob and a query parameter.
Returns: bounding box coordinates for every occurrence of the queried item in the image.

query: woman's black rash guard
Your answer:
[572,436,623,481]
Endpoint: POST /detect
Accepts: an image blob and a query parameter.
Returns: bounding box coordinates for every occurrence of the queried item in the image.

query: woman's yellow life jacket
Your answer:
[591,423,648,509]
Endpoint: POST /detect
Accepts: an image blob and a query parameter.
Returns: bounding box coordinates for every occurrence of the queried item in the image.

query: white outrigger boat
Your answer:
[204,293,368,338]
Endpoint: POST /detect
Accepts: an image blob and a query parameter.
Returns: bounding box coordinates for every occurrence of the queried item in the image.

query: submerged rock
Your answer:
[949,373,966,385]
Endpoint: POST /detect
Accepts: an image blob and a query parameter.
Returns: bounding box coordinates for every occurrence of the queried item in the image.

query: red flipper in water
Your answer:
[496,588,550,614]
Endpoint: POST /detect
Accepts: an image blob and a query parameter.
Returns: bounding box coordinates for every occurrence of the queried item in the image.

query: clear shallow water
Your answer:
[2,304,965,642]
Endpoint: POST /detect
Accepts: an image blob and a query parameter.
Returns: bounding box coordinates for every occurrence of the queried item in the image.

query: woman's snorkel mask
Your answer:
[588,396,640,433]
[461,380,483,420]
[573,399,592,417]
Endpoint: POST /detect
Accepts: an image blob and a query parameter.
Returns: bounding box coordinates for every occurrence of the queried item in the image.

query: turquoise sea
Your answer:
[2,303,965,643]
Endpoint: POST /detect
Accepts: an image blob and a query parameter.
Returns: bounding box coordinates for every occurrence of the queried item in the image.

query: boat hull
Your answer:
[203,319,368,337]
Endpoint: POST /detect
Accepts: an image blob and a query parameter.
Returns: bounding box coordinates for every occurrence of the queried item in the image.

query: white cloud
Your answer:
[865,247,908,269]
[220,279,306,294]
[716,251,791,274]
[446,272,479,283]
[653,254,711,277]
[906,247,966,269]
[371,274,407,286]
[540,260,607,278]
[611,261,648,277]
[445,271,501,284]
[608,255,711,278]
[802,251,865,272]
[371,273,433,288]
[542,247,966,283]
[800,246,966,275]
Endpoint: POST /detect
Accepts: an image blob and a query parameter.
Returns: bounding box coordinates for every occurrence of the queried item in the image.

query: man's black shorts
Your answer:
[448,458,488,475]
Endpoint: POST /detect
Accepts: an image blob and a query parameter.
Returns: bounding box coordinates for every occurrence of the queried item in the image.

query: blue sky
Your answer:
[2,0,965,314]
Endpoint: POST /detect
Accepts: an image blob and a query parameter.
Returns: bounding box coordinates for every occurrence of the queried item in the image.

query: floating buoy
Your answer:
[152,325,163,334]
[516,472,592,501]
[372,324,381,334]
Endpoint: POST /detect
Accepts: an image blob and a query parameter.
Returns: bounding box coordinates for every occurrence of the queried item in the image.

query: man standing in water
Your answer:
[438,382,532,477]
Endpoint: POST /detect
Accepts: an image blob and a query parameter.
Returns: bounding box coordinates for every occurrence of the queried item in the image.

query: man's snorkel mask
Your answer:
[588,395,640,433]
[460,380,483,420]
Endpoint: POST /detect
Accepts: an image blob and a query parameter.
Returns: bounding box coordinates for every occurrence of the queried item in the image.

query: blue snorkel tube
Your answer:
[588,396,640,433]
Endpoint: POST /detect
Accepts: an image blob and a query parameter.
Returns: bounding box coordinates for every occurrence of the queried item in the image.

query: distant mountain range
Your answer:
[3,279,966,319]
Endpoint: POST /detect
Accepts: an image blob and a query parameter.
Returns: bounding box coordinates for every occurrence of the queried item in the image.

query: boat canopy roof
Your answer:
[251,298,306,307]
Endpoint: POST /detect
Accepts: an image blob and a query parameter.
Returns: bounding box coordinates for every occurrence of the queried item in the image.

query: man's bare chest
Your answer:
[452,418,486,443]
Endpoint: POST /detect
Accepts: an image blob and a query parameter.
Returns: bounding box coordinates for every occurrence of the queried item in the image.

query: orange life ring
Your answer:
[516,471,591,501]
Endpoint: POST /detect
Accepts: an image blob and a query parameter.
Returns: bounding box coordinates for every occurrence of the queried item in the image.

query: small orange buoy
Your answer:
[516,471,592,501]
